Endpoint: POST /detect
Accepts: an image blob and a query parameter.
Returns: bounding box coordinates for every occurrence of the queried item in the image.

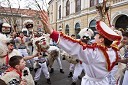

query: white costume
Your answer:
[72,63,85,82]
[0,33,11,75]
[49,21,121,85]
[47,46,63,69]
[15,36,29,57]
[71,28,94,83]
[15,35,33,68]
[34,56,50,81]
[32,36,50,82]
[122,70,128,85]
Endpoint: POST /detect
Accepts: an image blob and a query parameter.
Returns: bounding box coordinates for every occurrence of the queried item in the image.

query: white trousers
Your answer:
[72,63,84,82]
[51,56,63,69]
[107,65,118,85]
[18,49,28,57]
[34,62,50,81]
[69,63,75,72]
[81,75,109,85]
[122,70,128,85]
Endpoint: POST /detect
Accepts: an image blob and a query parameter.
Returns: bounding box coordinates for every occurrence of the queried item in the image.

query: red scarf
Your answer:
[5,54,9,66]
[6,67,22,79]
[19,36,24,44]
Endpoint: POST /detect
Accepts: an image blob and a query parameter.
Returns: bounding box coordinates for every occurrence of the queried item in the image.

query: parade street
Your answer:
[0,0,128,85]
[31,58,83,85]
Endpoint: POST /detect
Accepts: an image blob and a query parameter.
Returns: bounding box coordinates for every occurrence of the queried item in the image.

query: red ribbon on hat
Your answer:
[96,21,121,41]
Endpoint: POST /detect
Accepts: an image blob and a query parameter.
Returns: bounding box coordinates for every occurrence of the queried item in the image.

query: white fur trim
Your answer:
[78,28,94,39]
[2,23,11,27]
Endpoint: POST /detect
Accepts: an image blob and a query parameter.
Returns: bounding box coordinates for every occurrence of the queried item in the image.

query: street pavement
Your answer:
[31,59,83,85]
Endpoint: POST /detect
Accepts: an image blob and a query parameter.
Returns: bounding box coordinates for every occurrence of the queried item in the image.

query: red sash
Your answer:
[6,67,22,79]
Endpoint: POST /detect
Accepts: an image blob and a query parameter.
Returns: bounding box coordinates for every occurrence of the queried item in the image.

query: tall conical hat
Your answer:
[96,21,121,41]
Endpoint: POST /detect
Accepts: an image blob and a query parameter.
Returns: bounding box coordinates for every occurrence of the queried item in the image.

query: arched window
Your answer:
[75,23,80,38]
[89,20,96,32]
[65,25,69,35]
[59,5,61,19]
[75,0,81,12]
[115,15,128,30]
[66,0,70,16]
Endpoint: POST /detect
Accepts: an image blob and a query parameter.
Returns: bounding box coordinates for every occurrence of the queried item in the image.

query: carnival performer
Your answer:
[118,31,128,85]
[15,31,34,70]
[0,22,12,75]
[0,22,11,36]
[39,10,121,85]
[47,45,64,74]
[49,38,64,74]
[32,33,51,84]
[67,34,76,78]
[71,28,94,85]
[15,31,30,56]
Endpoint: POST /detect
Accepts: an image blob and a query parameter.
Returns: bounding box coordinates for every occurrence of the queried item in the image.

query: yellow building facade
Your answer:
[48,0,128,36]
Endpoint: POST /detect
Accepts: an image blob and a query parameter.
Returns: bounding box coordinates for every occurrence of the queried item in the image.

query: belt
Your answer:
[83,75,103,82]
[39,60,46,63]
[18,48,26,49]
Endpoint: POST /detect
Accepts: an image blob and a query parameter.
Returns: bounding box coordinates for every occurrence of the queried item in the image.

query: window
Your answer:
[66,0,70,16]
[59,5,61,19]
[115,15,128,30]
[75,23,80,38]
[90,0,102,7]
[75,0,81,12]
[89,20,96,33]
[65,25,69,35]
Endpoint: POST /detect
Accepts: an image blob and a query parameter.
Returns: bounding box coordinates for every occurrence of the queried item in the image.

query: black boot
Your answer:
[34,81,38,85]
[68,72,73,78]
[34,68,38,73]
[60,69,64,73]
[71,82,76,85]
[47,78,51,84]
[78,76,82,79]
[50,68,54,73]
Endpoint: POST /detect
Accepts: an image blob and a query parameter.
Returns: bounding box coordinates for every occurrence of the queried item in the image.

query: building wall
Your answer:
[0,10,43,32]
[49,0,128,35]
